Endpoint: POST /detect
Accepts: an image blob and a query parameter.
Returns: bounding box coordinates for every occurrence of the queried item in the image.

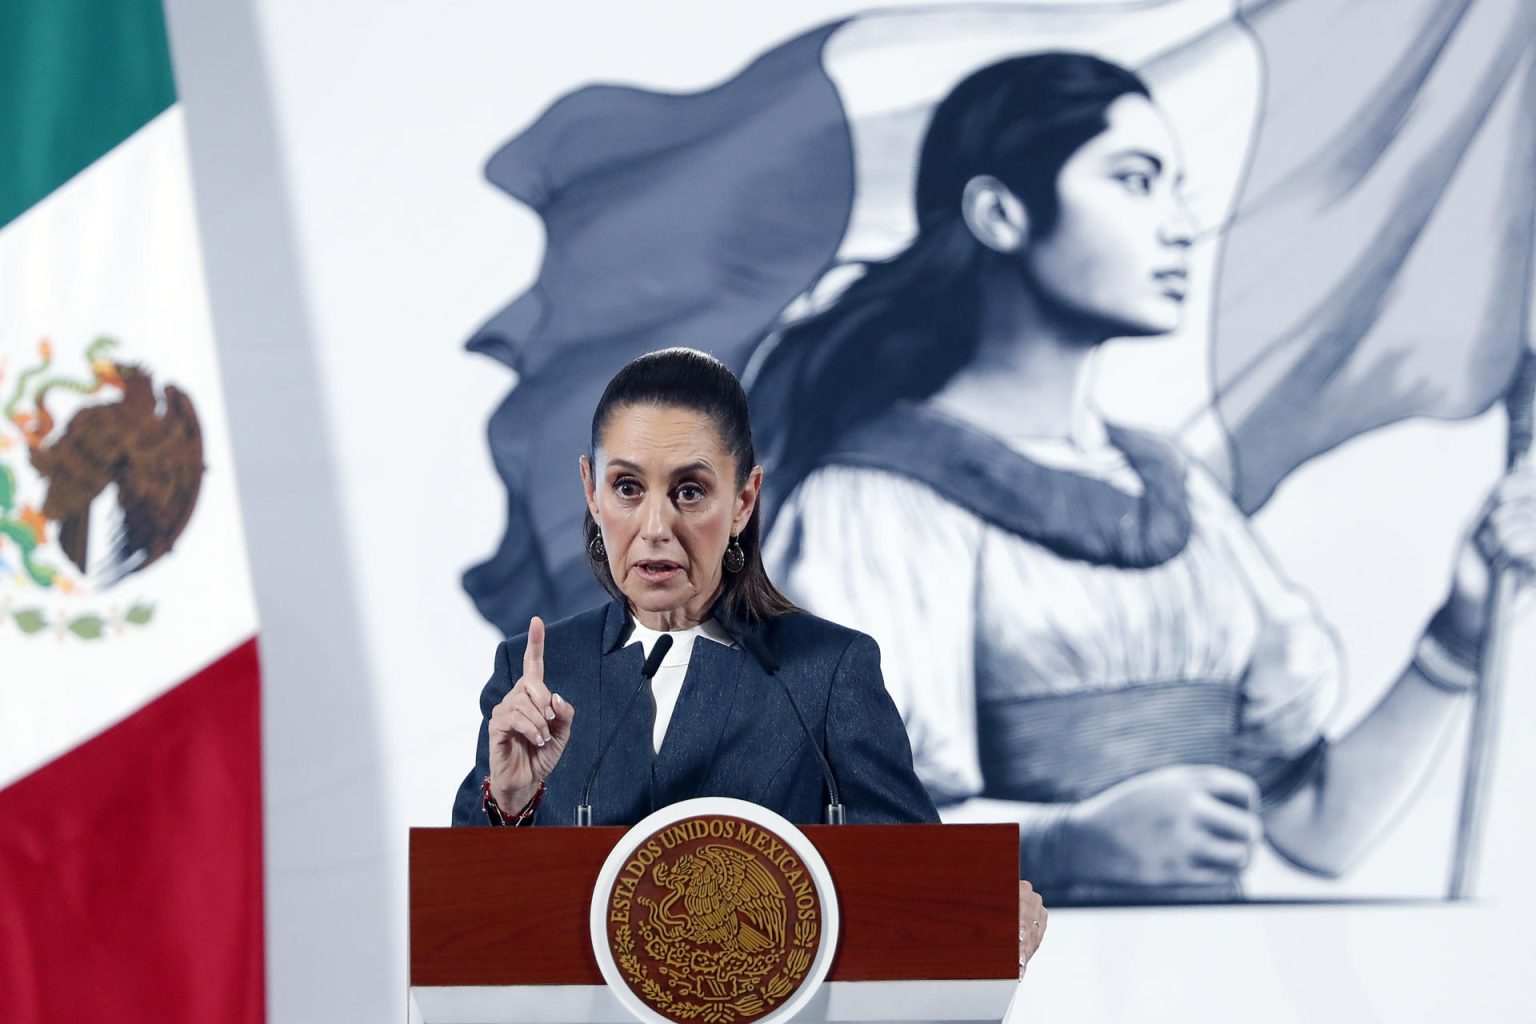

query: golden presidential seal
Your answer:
[591,798,840,1024]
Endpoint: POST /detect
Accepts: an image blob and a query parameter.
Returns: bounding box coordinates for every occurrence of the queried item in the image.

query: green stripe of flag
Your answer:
[0,0,177,231]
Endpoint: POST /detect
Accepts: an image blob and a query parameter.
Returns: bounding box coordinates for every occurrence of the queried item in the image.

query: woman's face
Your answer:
[1022,93,1195,338]
[581,403,761,630]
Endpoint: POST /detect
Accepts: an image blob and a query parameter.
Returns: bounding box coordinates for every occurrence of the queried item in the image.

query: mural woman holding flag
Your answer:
[463,1,1536,904]
[751,52,1536,905]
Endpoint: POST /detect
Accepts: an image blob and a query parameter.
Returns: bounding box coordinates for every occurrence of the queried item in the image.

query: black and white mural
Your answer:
[463,0,1536,905]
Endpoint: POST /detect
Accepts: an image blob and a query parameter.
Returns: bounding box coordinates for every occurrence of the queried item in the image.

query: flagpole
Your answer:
[1448,349,1536,900]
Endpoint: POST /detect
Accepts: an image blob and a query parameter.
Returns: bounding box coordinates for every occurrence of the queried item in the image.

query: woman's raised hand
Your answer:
[1060,765,1263,888]
[488,616,577,812]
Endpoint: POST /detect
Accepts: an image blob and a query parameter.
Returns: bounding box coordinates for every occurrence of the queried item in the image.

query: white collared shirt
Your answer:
[625,618,736,753]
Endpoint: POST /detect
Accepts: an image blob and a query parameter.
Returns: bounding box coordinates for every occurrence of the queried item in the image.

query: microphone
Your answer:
[740,633,845,825]
[576,633,673,826]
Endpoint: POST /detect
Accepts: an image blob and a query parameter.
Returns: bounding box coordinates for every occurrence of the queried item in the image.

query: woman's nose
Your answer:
[640,493,673,541]
[1160,195,1197,248]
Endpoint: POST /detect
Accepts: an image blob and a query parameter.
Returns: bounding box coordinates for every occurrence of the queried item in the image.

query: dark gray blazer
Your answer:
[451,600,939,827]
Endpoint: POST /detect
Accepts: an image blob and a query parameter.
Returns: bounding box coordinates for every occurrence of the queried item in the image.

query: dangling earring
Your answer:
[589,534,606,561]
[723,535,746,574]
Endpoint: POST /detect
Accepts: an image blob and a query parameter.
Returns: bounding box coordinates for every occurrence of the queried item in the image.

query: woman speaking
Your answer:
[450,346,945,828]
[450,348,1048,965]
[449,352,1039,897]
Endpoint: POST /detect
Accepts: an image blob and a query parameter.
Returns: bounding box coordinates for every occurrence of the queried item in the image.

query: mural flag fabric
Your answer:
[466,0,1536,633]
[1207,0,1536,513]
[461,20,857,632]
[0,2,264,1021]
[463,0,1250,632]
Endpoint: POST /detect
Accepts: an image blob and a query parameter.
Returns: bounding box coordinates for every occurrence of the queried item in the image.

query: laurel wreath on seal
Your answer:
[615,914,817,1023]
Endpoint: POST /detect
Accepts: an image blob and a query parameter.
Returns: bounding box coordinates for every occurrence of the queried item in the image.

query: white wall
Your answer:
[161,1,1536,1020]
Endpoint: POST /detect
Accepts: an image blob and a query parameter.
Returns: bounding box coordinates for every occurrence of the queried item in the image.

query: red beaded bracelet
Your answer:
[482,777,545,826]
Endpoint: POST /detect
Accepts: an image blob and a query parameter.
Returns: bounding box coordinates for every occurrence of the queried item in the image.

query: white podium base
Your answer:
[409,979,1019,1024]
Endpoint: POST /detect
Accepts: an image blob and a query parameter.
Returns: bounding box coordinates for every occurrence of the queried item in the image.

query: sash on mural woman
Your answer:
[0,2,263,1021]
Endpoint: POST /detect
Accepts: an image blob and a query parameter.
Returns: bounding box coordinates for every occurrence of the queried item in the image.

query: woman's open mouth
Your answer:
[635,560,683,582]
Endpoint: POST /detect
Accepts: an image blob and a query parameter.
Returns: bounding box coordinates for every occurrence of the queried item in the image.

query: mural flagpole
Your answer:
[1449,348,1536,900]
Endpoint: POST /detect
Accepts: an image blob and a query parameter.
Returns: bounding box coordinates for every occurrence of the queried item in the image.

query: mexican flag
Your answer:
[0,2,263,1021]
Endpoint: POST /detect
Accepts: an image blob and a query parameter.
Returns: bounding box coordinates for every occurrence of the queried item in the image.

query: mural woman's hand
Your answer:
[488,616,577,812]
[1443,467,1536,641]
[1062,765,1262,887]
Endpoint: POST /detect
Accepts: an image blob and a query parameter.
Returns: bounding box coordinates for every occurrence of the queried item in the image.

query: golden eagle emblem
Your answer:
[605,814,824,1024]
[650,844,787,954]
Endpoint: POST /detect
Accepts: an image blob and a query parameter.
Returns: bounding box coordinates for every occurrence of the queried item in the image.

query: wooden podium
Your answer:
[409,823,1020,1024]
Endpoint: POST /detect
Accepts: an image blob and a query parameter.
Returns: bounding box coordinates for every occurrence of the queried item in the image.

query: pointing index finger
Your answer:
[524,616,545,680]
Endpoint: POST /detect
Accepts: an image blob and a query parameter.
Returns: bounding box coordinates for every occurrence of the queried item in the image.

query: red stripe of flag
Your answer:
[0,639,264,1023]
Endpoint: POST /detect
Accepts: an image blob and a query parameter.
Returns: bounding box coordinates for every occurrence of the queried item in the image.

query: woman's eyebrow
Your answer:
[605,458,716,478]
[669,460,716,479]
[606,458,645,474]
[1108,149,1164,173]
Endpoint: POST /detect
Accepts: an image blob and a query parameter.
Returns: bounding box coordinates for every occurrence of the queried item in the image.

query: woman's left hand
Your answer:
[1442,465,1536,640]
[1018,880,1047,976]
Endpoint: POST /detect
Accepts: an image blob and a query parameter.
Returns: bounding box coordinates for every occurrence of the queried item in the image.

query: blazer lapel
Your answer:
[586,614,654,825]
[652,639,747,805]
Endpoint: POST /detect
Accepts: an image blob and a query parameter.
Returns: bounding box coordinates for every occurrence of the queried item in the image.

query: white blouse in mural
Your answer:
[763,420,1343,806]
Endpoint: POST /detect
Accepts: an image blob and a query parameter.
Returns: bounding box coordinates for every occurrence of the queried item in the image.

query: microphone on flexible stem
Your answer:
[576,633,673,826]
[739,633,845,825]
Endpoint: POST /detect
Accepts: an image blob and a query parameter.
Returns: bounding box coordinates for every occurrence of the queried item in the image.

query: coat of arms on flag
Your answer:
[1,334,204,639]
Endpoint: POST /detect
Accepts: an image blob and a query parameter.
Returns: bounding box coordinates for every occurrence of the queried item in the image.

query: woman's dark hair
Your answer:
[585,347,797,622]
[750,53,1149,494]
